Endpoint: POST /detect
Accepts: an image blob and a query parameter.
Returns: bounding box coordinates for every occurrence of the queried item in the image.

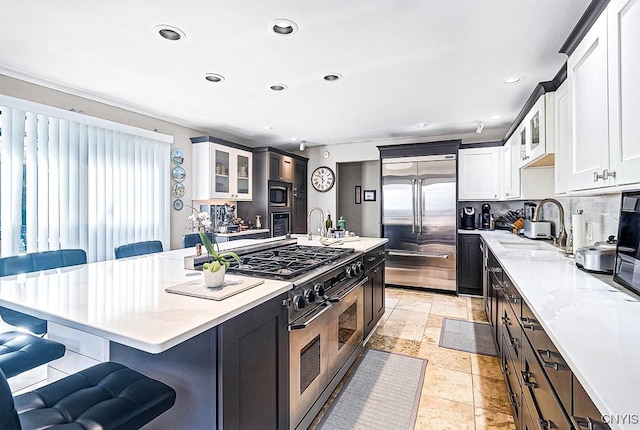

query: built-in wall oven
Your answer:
[288,255,366,430]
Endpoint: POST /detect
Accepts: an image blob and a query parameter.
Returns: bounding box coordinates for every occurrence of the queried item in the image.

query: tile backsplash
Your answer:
[459,193,621,243]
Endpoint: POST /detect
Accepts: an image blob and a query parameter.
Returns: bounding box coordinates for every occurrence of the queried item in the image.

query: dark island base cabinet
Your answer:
[364,245,386,338]
[218,292,289,430]
[457,234,483,296]
[483,247,610,430]
[110,293,290,430]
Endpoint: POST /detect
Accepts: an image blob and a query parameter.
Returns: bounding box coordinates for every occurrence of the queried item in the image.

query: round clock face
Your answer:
[311,166,335,192]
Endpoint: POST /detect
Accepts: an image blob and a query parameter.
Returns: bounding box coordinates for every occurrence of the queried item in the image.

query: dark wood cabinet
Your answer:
[572,376,611,430]
[291,158,308,234]
[218,292,289,430]
[270,153,294,182]
[293,158,307,193]
[457,234,483,296]
[364,245,386,338]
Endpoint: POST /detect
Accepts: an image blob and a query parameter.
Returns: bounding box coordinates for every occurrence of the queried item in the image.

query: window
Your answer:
[0,95,171,262]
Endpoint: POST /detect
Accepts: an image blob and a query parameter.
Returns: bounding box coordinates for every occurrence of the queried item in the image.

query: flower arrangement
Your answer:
[187,208,241,273]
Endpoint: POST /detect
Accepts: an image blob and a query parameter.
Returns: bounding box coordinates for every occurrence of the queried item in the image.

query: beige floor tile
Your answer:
[368,333,421,357]
[417,343,472,373]
[426,313,445,327]
[432,294,469,306]
[472,374,512,415]
[430,301,468,319]
[376,309,429,341]
[421,326,442,345]
[386,287,405,299]
[474,408,517,430]
[395,296,433,314]
[470,354,503,380]
[386,297,400,309]
[415,395,475,430]
[422,366,474,405]
[469,308,489,323]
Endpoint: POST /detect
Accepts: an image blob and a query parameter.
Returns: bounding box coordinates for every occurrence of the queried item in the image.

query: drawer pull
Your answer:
[492,283,505,291]
[542,360,568,371]
[508,391,518,406]
[489,267,502,273]
[368,256,377,262]
[537,418,553,429]
[522,323,538,331]
[509,336,518,349]
[521,370,538,388]
[574,416,609,430]
[538,349,554,358]
[506,294,520,303]
[502,363,510,376]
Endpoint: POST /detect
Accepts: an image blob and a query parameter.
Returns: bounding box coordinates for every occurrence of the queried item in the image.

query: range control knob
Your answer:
[345,266,352,278]
[304,289,316,304]
[313,283,325,297]
[354,261,363,275]
[351,263,360,275]
[293,294,306,311]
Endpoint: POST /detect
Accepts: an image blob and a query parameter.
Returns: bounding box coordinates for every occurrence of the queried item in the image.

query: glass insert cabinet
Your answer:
[191,137,253,201]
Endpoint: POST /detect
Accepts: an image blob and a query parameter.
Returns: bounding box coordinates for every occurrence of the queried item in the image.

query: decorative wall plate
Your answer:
[172,166,186,182]
[173,199,184,211]
[171,148,184,165]
[172,183,185,197]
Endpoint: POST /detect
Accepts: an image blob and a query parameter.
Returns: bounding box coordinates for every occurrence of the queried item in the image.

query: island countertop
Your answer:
[477,230,640,430]
[0,236,388,355]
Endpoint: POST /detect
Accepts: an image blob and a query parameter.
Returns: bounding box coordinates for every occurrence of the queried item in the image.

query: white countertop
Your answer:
[0,236,387,355]
[477,230,640,429]
[291,235,388,253]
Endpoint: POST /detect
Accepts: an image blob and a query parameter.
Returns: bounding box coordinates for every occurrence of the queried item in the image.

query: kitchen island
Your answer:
[0,236,388,429]
[477,230,640,430]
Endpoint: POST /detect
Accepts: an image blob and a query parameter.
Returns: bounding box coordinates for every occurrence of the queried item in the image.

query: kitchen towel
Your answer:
[572,212,586,250]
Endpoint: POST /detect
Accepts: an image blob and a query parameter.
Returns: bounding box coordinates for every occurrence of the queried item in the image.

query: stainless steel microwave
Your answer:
[614,191,640,296]
[269,182,290,208]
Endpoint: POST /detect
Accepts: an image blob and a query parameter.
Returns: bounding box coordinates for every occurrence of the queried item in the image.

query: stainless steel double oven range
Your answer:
[226,239,367,430]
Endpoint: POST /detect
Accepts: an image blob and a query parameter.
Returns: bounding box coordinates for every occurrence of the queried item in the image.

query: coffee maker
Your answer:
[460,207,476,230]
[480,203,491,230]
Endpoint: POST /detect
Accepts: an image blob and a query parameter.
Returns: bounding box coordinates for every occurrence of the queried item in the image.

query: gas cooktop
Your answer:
[226,244,355,280]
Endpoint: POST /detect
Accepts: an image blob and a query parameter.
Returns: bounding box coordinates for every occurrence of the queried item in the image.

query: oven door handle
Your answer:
[289,302,333,331]
[327,277,369,303]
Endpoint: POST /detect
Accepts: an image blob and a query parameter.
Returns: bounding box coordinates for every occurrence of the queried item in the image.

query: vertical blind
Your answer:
[0,95,171,262]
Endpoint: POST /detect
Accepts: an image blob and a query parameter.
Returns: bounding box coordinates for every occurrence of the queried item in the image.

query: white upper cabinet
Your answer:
[567,11,610,191]
[520,93,555,167]
[607,0,640,186]
[459,146,500,201]
[503,134,521,200]
[192,142,253,201]
[554,80,570,194]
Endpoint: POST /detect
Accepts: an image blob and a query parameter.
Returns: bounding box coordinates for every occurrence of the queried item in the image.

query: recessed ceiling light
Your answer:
[323,73,342,82]
[263,125,274,130]
[270,84,288,91]
[154,25,186,41]
[503,77,521,85]
[417,123,429,128]
[204,73,225,83]
[490,115,502,120]
[290,137,299,142]
[271,19,298,35]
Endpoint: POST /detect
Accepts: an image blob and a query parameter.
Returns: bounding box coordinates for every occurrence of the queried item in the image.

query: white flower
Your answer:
[187,214,196,223]
[202,219,212,228]
[198,212,209,220]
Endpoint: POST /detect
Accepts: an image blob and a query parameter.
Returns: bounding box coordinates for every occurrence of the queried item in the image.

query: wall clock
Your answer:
[311,166,335,192]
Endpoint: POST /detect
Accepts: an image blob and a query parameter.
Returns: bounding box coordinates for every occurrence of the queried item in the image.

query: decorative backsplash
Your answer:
[458,193,621,243]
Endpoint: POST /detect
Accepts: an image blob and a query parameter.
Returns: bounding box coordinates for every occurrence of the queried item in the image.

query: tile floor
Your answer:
[311,287,516,430]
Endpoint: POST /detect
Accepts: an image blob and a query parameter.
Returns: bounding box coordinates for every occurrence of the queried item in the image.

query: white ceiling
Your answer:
[0,0,590,150]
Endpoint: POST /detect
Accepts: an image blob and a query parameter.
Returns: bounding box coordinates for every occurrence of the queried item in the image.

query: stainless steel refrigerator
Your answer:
[382,154,457,292]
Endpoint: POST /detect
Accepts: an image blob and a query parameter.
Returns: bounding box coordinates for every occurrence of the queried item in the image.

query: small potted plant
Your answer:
[188,209,242,288]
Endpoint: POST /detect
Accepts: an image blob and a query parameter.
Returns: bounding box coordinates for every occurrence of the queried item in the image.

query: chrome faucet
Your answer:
[533,198,567,248]
[307,207,325,240]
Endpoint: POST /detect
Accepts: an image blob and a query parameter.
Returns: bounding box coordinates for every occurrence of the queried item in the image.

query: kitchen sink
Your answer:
[497,240,561,252]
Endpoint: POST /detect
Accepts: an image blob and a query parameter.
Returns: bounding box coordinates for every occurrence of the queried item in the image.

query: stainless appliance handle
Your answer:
[388,251,449,259]
[328,277,369,303]
[289,303,333,330]
[418,178,424,234]
[411,178,417,234]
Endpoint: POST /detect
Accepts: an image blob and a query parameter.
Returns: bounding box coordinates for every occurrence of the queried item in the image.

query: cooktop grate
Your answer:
[226,245,354,279]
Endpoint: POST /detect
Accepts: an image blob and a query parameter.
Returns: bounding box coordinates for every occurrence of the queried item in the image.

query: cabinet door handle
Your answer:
[541,359,568,371]
[492,283,505,291]
[603,169,616,179]
[574,416,609,430]
[489,267,502,273]
[508,391,517,406]
[521,370,538,388]
[368,256,377,262]
[506,294,520,303]
[594,171,605,182]
[537,418,553,430]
